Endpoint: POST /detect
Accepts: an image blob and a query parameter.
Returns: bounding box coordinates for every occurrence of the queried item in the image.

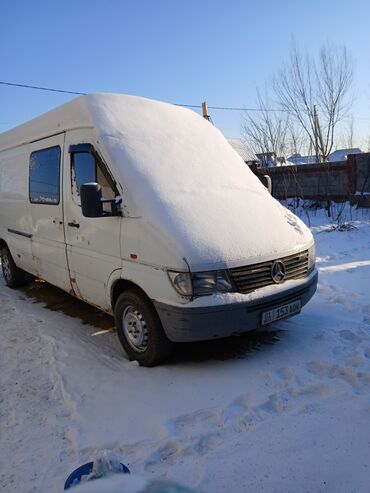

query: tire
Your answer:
[1,245,31,288]
[114,288,174,367]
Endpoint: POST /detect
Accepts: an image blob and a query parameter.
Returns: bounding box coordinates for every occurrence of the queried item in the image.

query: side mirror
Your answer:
[80,183,121,218]
[262,174,272,194]
[80,183,103,217]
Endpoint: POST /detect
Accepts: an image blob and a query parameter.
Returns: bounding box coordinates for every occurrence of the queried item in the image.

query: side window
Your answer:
[71,150,116,208]
[96,163,116,200]
[29,147,61,204]
[71,152,95,202]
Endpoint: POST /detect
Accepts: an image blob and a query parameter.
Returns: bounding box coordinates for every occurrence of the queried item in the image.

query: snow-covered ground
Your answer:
[1,205,370,493]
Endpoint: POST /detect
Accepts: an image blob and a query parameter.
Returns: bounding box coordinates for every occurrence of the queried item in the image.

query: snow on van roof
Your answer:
[0,94,312,269]
[85,94,311,268]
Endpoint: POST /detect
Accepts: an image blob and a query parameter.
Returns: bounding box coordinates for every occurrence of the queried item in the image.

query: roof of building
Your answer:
[328,148,362,162]
[227,138,257,162]
[286,148,363,166]
[286,154,318,165]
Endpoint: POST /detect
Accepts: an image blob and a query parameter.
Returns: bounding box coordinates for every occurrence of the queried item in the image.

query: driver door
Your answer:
[63,129,122,311]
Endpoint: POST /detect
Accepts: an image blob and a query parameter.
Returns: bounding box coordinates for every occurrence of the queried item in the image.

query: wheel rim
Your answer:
[1,254,11,281]
[122,305,149,352]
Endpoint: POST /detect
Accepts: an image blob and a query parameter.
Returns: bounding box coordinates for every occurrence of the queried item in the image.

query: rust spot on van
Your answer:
[70,277,76,283]
[17,254,21,258]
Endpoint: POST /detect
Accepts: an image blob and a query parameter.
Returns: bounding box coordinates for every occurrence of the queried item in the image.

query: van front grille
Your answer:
[229,250,309,294]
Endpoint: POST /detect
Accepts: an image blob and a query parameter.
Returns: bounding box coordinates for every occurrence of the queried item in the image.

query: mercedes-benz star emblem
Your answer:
[271,260,286,284]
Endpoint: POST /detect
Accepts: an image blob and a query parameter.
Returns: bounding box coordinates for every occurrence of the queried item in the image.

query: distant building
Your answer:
[255,151,277,167]
[287,148,363,165]
[328,148,362,162]
[228,139,258,164]
[287,154,319,165]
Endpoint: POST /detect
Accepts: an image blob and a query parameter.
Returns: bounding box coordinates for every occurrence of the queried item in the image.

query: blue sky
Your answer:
[1,0,370,146]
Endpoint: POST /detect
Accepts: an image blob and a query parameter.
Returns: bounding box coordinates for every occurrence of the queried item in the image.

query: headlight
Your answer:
[167,271,192,296]
[168,270,234,297]
[308,243,316,272]
[192,271,233,295]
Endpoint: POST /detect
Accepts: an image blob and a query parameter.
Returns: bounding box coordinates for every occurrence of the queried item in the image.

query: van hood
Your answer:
[83,94,312,270]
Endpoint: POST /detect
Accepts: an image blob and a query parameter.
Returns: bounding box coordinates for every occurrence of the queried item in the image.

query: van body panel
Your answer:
[0,146,34,272]
[121,217,189,271]
[120,258,183,306]
[106,268,125,312]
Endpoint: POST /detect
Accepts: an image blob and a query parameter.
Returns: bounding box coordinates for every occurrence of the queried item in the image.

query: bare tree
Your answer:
[345,115,354,148]
[286,121,305,157]
[274,43,353,162]
[241,89,290,164]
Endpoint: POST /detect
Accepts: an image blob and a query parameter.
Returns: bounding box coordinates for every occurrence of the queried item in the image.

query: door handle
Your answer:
[68,222,80,228]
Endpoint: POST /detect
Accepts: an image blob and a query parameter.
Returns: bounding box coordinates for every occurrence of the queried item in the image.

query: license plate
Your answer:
[261,299,301,326]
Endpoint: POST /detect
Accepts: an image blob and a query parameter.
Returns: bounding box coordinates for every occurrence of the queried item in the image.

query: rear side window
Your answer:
[29,146,61,204]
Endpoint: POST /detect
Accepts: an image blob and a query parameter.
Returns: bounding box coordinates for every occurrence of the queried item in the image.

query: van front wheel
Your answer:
[1,246,31,288]
[114,289,174,367]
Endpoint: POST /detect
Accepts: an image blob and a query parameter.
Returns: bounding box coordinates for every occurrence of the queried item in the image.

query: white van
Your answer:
[0,94,317,366]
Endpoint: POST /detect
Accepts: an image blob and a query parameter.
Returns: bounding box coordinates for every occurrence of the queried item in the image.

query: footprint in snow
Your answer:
[222,394,254,423]
[340,329,365,344]
[193,432,223,456]
[166,408,222,438]
[144,440,182,471]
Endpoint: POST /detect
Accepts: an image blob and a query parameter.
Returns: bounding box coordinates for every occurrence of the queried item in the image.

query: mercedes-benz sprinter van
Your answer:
[0,94,317,366]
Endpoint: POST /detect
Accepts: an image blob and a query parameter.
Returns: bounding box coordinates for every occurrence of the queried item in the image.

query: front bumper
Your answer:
[154,270,318,342]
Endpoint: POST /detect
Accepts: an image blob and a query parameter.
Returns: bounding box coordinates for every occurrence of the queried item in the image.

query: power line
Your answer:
[1,80,370,120]
[0,80,281,112]
[173,103,200,109]
[175,103,284,112]
[209,105,283,112]
[0,81,85,96]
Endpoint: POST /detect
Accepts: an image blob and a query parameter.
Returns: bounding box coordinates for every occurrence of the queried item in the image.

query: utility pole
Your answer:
[202,101,211,121]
